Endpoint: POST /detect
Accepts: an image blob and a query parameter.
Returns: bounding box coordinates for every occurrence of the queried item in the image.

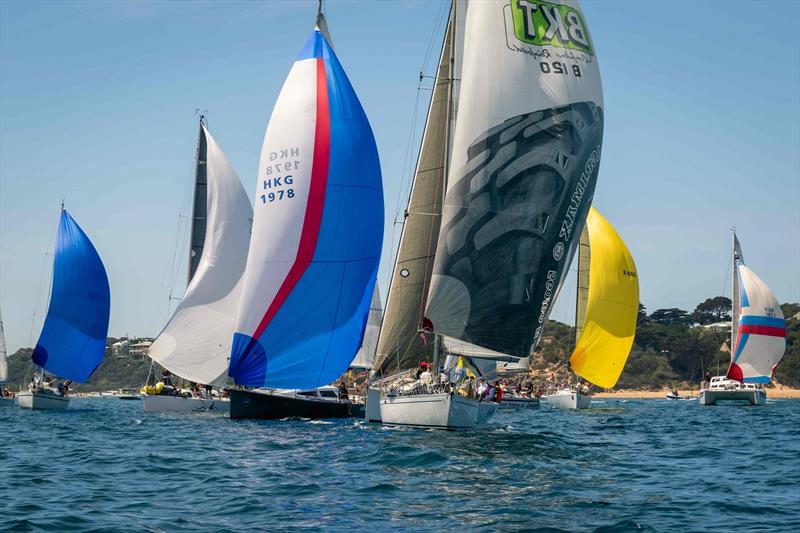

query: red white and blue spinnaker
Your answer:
[228,26,383,390]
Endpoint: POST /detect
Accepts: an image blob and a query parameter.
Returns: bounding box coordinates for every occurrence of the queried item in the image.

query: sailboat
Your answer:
[17,207,111,410]
[0,308,14,406]
[226,6,384,420]
[698,232,785,406]
[141,117,252,413]
[367,0,605,429]
[541,208,639,409]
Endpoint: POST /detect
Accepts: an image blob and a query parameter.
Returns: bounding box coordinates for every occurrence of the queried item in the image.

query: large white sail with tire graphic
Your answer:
[425,0,604,358]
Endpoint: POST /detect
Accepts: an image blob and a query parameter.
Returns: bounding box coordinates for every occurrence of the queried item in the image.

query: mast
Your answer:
[187,115,208,284]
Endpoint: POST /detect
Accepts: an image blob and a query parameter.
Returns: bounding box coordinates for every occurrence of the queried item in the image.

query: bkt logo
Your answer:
[511,0,593,55]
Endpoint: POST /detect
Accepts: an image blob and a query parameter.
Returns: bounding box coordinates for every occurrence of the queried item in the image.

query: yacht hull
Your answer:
[228,389,352,420]
[142,395,230,413]
[17,391,69,410]
[542,390,591,410]
[699,389,766,406]
[0,397,16,407]
[499,396,541,409]
[378,392,481,430]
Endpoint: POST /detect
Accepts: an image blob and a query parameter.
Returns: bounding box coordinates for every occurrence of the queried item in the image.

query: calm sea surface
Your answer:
[1,397,798,532]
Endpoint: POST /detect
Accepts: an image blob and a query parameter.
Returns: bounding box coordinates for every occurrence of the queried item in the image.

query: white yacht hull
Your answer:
[0,397,16,407]
[699,388,766,406]
[378,392,480,430]
[542,389,591,410]
[142,395,230,413]
[17,391,69,410]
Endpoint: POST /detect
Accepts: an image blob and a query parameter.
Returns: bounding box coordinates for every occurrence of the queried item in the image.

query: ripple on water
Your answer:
[1,397,799,532]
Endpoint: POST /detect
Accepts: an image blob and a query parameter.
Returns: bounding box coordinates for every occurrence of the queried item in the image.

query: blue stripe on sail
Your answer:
[32,210,110,383]
[233,34,383,390]
[743,375,771,384]
[229,333,267,386]
[738,269,750,308]
[297,29,324,61]
[739,315,785,328]
[731,333,748,363]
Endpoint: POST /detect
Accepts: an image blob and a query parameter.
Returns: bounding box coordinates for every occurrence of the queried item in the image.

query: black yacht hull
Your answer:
[228,389,352,420]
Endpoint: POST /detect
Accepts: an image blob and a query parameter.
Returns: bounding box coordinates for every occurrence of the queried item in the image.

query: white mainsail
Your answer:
[0,308,7,383]
[147,124,253,386]
[350,283,382,370]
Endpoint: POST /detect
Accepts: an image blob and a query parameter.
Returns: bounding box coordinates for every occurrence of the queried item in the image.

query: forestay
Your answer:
[148,125,253,386]
[568,208,638,389]
[31,209,110,383]
[727,247,786,383]
[425,0,604,358]
[229,26,383,389]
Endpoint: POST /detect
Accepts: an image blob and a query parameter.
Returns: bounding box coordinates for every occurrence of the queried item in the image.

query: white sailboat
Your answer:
[368,0,605,429]
[699,232,785,406]
[0,308,14,406]
[141,117,252,413]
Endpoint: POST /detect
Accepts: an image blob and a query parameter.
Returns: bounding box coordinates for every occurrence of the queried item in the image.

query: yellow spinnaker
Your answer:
[569,208,639,389]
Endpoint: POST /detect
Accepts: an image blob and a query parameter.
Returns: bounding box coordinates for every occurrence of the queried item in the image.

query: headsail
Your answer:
[425,0,604,357]
[147,124,253,386]
[31,209,110,383]
[727,241,785,383]
[373,4,459,377]
[229,24,383,389]
[0,308,7,383]
[568,208,638,389]
[350,283,382,370]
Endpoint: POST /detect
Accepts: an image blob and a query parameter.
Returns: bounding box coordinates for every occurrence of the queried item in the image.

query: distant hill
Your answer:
[5,301,798,392]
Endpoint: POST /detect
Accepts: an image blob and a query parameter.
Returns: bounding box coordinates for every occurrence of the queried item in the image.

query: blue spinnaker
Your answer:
[32,209,110,382]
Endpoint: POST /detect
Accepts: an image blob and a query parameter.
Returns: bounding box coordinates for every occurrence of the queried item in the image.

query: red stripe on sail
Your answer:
[738,325,785,338]
[253,58,330,339]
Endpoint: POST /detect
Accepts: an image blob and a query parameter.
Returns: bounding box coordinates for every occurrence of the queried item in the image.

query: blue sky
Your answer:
[1,0,798,353]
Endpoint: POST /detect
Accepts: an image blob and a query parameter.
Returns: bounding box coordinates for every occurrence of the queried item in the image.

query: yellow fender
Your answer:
[139,382,164,395]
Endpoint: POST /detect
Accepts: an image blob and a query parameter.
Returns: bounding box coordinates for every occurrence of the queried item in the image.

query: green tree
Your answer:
[649,308,691,326]
[692,296,731,325]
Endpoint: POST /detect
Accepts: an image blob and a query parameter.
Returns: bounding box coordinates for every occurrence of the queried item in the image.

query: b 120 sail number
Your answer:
[540,61,581,77]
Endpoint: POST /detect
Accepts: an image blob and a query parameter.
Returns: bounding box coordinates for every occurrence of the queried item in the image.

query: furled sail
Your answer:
[373,5,458,377]
[228,24,383,389]
[425,0,605,357]
[188,119,208,283]
[31,209,110,383]
[727,241,786,383]
[350,283,382,370]
[568,208,638,389]
[0,308,7,383]
[148,125,252,386]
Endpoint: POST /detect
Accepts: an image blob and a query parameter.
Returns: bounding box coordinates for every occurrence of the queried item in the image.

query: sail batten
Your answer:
[147,124,252,387]
[568,208,638,389]
[31,209,110,383]
[229,26,383,390]
[425,0,604,357]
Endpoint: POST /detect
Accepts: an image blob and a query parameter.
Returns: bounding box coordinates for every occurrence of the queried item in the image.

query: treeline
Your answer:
[532,299,800,390]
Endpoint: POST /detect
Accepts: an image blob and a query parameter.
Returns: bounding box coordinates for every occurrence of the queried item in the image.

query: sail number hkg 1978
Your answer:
[260,147,300,204]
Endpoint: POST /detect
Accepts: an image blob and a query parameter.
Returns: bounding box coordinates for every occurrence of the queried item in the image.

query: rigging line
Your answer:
[420,0,449,75]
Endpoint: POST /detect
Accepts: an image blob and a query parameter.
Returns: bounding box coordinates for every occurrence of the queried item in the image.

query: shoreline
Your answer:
[594,385,800,399]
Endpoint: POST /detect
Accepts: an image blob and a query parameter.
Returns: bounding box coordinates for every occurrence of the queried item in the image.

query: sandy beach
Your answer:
[594,384,800,399]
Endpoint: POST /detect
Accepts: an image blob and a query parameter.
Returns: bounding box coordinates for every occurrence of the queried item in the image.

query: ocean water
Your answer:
[1,397,798,532]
